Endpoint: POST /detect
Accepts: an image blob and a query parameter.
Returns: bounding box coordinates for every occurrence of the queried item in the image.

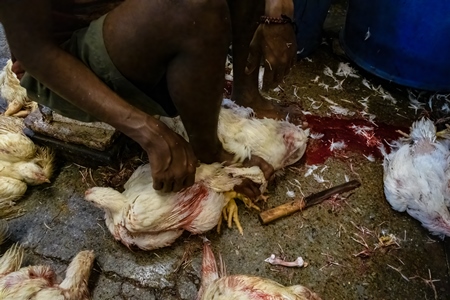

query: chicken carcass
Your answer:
[197,239,321,300]
[0,221,95,300]
[85,163,266,250]
[160,99,310,170]
[85,101,309,249]
[0,116,54,205]
[0,250,95,300]
[383,118,450,238]
[0,59,36,117]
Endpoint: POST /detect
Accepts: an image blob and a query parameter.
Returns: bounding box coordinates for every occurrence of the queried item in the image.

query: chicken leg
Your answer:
[217,191,260,235]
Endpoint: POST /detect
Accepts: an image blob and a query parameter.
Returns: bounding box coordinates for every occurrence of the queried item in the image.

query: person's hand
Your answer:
[245,23,297,91]
[233,154,275,200]
[11,60,25,80]
[145,123,198,193]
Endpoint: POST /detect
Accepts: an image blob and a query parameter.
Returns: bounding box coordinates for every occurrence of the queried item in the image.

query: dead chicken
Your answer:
[0,220,24,277]
[85,163,266,250]
[0,116,54,219]
[0,222,94,300]
[0,115,54,204]
[383,118,450,238]
[165,99,309,224]
[197,239,321,300]
[0,59,36,117]
[85,101,309,249]
[0,250,95,300]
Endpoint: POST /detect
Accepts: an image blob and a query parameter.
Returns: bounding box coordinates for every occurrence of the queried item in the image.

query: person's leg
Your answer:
[103,0,232,162]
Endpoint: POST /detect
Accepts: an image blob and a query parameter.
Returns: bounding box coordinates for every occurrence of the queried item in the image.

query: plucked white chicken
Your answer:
[85,163,266,250]
[0,59,36,117]
[85,100,309,250]
[383,118,450,238]
[0,221,95,300]
[0,250,95,300]
[0,220,24,276]
[197,239,322,300]
[0,116,54,201]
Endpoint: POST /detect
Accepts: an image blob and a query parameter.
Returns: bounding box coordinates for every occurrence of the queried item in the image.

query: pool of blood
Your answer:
[304,115,408,165]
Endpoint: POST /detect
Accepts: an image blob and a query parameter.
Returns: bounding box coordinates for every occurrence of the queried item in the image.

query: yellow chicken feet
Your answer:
[217,191,261,235]
[218,198,243,235]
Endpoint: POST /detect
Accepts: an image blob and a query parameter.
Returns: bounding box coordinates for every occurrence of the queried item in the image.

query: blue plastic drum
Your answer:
[340,0,450,92]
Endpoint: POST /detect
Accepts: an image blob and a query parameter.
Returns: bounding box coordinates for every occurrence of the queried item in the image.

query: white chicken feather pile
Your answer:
[0,115,54,214]
[197,238,322,300]
[383,118,450,238]
[0,220,95,300]
[85,100,310,250]
[0,59,36,117]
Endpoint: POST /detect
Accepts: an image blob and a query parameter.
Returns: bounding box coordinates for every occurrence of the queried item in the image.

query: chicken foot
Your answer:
[217,191,261,235]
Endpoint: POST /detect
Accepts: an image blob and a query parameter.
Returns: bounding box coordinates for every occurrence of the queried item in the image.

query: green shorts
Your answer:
[21,15,171,122]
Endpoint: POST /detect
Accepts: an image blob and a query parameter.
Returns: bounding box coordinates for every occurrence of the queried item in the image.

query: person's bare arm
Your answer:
[245,0,297,90]
[0,0,197,192]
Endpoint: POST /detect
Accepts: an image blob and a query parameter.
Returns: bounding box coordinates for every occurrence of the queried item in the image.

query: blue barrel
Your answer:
[340,0,450,92]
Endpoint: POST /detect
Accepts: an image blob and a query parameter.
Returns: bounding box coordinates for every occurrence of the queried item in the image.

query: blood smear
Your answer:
[304,115,408,165]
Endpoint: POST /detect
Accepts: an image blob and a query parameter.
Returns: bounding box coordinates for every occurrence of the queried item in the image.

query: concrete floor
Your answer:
[1,3,450,299]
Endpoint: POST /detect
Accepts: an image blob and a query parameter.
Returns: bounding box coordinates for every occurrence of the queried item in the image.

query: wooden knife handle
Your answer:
[259,199,306,225]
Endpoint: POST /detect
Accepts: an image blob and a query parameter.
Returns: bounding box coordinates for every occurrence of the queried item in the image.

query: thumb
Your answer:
[245,38,261,75]
[244,51,260,75]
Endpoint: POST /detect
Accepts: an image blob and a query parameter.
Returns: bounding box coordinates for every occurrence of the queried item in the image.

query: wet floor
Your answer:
[1,2,450,299]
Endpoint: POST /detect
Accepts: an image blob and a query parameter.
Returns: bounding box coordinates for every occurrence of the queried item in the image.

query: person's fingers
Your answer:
[245,49,261,75]
[184,173,195,189]
[172,178,185,193]
[245,30,262,75]
[153,179,164,191]
[262,65,275,91]
[243,155,274,181]
[234,179,261,200]
[162,180,174,193]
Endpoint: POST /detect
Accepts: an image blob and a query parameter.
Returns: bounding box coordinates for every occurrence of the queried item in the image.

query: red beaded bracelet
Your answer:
[259,14,297,33]
[259,14,294,25]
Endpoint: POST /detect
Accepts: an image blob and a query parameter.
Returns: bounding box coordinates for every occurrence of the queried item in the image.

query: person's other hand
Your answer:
[11,60,25,80]
[245,23,297,91]
[233,154,275,200]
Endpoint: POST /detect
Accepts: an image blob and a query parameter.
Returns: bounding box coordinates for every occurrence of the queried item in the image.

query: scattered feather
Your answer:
[363,154,376,162]
[329,105,355,116]
[323,66,336,80]
[319,95,338,105]
[286,190,296,198]
[336,62,360,78]
[329,139,347,151]
[364,27,371,40]
[309,132,324,139]
[311,75,320,83]
[304,165,319,177]
[318,82,329,91]
[313,173,328,183]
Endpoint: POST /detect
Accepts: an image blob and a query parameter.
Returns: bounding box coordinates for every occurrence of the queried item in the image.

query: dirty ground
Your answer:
[1,2,449,300]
